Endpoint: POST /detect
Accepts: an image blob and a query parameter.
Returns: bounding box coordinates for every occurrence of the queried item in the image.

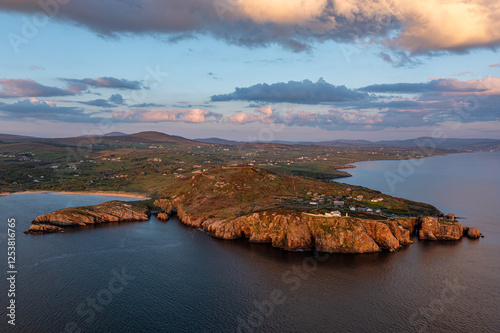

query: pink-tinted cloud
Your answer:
[0,78,75,98]
[61,77,143,93]
[2,0,500,55]
[113,109,222,123]
[227,106,384,130]
[228,106,277,124]
[359,77,500,95]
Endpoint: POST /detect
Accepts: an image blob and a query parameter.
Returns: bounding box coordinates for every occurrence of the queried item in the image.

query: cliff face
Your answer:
[418,216,464,241]
[464,227,481,239]
[25,201,150,234]
[156,198,418,253]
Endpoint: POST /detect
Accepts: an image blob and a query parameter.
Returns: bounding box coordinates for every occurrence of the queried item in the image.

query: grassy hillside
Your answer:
[0,131,453,195]
[161,166,441,219]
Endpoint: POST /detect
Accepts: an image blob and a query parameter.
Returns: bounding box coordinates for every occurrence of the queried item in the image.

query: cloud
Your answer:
[226,77,500,130]
[207,72,219,80]
[112,108,222,123]
[29,65,45,70]
[61,77,143,93]
[212,78,370,104]
[0,98,102,123]
[489,63,500,68]
[79,99,116,108]
[228,106,279,124]
[130,103,165,108]
[0,78,75,98]
[77,94,126,108]
[358,77,500,94]
[109,94,125,105]
[239,0,327,24]
[227,106,385,130]
[2,0,500,55]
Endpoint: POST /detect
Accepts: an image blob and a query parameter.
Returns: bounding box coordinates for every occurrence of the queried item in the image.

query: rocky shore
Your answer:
[25,201,150,234]
[154,199,481,254]
[25,165,483,253]
[26,197,482,252]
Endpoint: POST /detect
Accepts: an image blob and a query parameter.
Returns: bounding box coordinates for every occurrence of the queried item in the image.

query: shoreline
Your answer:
[336,150,468,171]
[0,190,150,199]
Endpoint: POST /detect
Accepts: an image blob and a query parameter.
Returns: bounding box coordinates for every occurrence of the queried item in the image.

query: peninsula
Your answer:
[26,166,481,253]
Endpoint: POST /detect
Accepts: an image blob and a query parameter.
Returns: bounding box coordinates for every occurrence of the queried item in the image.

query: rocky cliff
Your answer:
[418,216,464,240]
[26,165,482,253]
[155,198,419,253]
[155,195,482,253]
[25,201,150,234]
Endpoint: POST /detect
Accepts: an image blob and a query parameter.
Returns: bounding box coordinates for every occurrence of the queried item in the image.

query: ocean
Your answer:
[1,152,499,332]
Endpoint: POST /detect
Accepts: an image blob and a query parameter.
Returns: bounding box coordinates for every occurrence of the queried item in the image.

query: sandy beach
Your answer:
[0,190,150,199]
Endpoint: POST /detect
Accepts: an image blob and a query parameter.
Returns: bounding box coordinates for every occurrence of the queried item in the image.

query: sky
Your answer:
[0,0,499,141]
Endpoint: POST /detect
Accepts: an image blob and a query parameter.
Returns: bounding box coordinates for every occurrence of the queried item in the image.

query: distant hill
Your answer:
[79,132,128,137]
[104,132,128,137]
[111,131,207,145]
[313,139,377,147]
[0,134,37,142]
[0,131,209,148]
[0,131,498,151]
[315,137,500,151]
[195,137,242,145]
[375,138,500,151]
[193,135,500,151]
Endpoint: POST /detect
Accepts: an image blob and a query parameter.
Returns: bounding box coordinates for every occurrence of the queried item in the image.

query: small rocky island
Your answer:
[25,200,150,234]
[26,166,481,253]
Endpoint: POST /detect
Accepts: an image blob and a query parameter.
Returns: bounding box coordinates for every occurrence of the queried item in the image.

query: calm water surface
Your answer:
[0,152,499,333]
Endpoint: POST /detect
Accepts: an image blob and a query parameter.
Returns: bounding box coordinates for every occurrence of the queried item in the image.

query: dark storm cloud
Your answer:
[211,78,371,104]
[0,78,75,98]
[61,77,143,92]
[0,99,103,123]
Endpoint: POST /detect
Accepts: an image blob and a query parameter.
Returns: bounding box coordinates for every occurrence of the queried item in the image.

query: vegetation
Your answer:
[160,165,441,219]
[0,131,453,197]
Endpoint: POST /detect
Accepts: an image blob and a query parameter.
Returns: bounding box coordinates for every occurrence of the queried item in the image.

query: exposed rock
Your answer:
[162,198,417,254]
[157,212,170,221]
[24,224,63,234]
[306,216,381,253]
[154,199,174,212]
[26,201,150,233]
[393,217,418,235]
[361,220,402,251]
[418,216,463,240]
[464,227,481,239]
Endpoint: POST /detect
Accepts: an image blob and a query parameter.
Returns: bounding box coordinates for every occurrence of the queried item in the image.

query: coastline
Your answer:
[0,190,150,199]
[335,150,465,172]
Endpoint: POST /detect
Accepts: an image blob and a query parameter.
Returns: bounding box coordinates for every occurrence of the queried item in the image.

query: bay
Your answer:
[0,152,499,332]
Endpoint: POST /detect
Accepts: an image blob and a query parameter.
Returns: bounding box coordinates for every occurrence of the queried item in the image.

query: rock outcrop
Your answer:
[418,216,464,240]
[464,227,481,239]
[157,213,170,221]
[24,224,63,234]
[25,201,150,234]
[159,198,419,253]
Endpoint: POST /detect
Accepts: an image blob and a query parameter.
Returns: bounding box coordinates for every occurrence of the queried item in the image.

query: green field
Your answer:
[0,131,453,197]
